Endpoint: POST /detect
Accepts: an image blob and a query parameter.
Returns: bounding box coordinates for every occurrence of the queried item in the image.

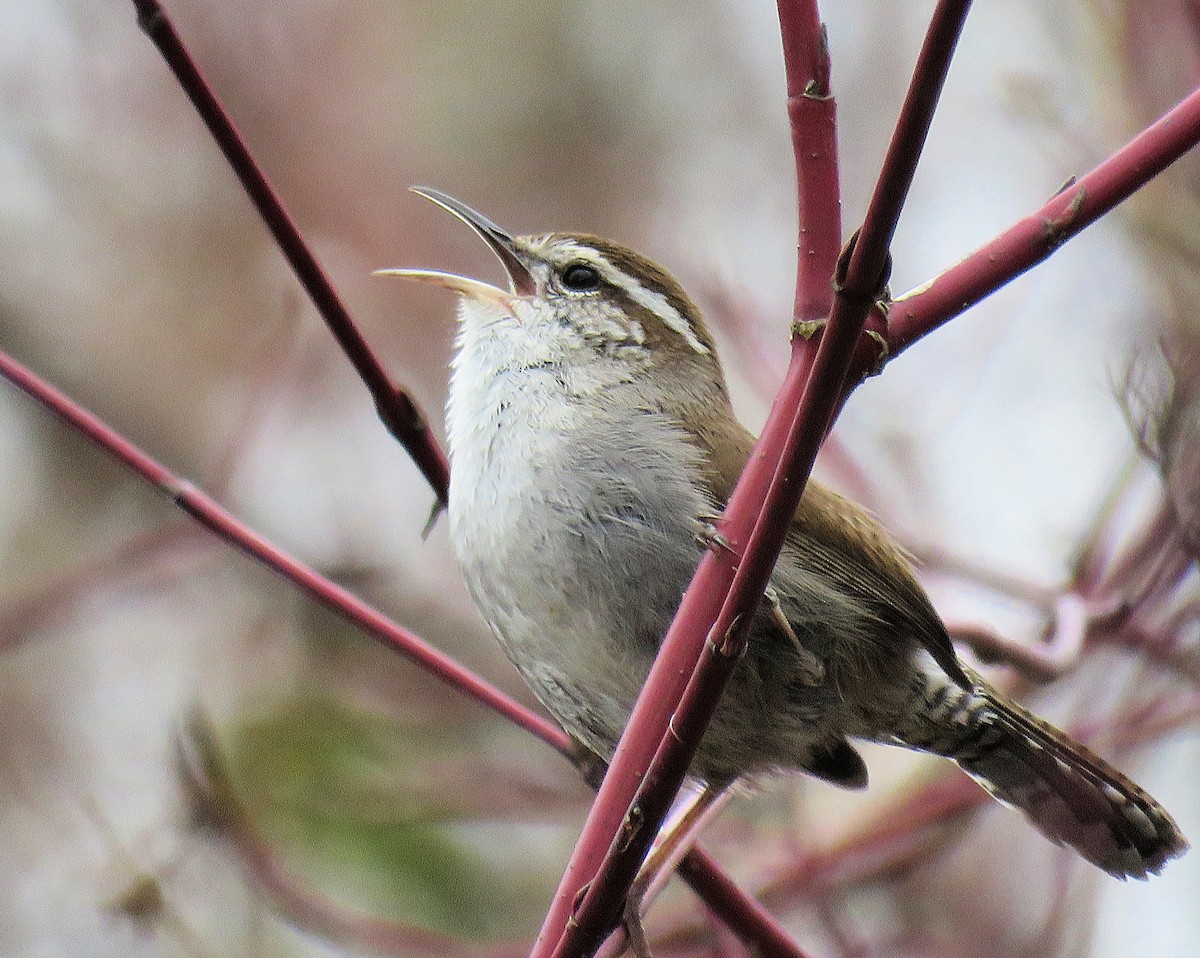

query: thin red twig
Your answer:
[545,5,973,958]
[845,0,973,301]
[0,347,556,749]
[676,848,811,958]
[946,620,1081,684]
[535,3,833,954]
[779,0,841,325]
[886,83,1200,361]
[129,0,450,503]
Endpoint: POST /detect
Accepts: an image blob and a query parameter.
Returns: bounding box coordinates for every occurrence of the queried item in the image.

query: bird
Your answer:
[377,187,1188,883]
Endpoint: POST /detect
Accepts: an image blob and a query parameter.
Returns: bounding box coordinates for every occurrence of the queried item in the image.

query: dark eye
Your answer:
[561,263,601,292]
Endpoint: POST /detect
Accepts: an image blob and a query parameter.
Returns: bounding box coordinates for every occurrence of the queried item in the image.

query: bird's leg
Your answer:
[763,586,825,686]
[622,784,732,958]
[693,526,824,688]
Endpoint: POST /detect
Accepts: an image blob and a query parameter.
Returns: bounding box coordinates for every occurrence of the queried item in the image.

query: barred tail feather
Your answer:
[899,671,1188,879]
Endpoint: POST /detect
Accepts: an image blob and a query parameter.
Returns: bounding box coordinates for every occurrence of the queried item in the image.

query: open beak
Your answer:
[373,187,537,302]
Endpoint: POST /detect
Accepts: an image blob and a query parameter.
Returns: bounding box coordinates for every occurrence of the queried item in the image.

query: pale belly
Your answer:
[445,377,918,784]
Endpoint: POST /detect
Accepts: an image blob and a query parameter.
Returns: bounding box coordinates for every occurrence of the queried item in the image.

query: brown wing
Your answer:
[790,481,969,688]
[690,414,969,690]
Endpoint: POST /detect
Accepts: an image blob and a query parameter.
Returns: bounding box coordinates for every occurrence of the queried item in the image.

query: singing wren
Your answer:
[378,188,1187,879]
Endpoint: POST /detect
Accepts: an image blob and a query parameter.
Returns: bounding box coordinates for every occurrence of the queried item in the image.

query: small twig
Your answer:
[543,5,974,958]
[914,550,1058,609]
[1089,498,1180,609]
[1113,524,1194,618]
[946,618,1082,684]
[841,0,974,312]
[777,0,841,326]
[675,848,814,958]
[1063,454,1146,596]
[0,346,558,749]
[887,83,1200,359]
[129,0,450,503]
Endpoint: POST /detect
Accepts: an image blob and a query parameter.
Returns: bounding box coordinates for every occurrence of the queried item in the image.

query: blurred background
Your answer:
[1,0,1198,955]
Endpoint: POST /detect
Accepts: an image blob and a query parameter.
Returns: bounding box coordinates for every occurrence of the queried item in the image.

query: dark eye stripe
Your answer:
[550,237,712,355]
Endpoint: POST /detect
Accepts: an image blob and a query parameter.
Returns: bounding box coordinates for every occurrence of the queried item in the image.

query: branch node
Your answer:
[695,517,737,556]
[864,329,890,377]
[1042,187,1087,250]
[167,477,196,505]
[790,318,826,341]
[617,806,645,853]
[715,613,750,659]
[801,79,833,102]
[1052,174,1079,197]
[570,881,592,915]
[833,228,893,305]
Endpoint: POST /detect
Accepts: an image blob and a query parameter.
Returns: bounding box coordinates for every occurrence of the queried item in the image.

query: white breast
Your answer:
[443,296,714,755]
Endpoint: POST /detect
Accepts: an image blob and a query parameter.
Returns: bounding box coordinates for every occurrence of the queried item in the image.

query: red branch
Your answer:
[543,5,973,958]
[129,0,450,503]
[0,347,554,748]
[779,0,841,324]
[844,0,973,301]
[675,848,808,958]
[885,83,1200,360]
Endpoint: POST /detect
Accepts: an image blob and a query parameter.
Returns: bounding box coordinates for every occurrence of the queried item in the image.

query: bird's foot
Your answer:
[764,586,826,686]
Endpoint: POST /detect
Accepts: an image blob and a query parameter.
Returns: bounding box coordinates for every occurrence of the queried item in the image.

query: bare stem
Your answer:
[543,5,973,958]
[676,848,814,958]
[0,346,553,748]
[887,83,1200,359]
[846,0,973,302]
[129,0,450,502]
[778,0,841,324]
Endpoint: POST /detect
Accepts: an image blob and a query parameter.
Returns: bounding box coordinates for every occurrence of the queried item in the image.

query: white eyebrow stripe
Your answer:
[557,241,710,355]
